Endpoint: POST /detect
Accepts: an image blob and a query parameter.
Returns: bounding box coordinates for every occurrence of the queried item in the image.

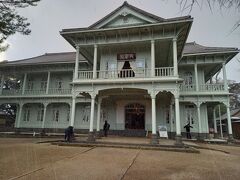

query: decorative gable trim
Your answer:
[89,1,164,29]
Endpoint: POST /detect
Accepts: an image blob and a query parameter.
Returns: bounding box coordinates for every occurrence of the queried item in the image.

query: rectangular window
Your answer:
[37,109,44,121]
[24,109,30,122]
[40,81,47,91]
[67,107,70,122]
[53,109,59,122]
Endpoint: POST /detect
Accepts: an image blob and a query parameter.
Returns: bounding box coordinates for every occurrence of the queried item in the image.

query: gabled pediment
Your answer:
[89,1,164,29]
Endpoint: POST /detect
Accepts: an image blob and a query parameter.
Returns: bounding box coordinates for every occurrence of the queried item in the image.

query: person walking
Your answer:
[103,120,110,137]
[184,123,193,139]
[64,126,74,142]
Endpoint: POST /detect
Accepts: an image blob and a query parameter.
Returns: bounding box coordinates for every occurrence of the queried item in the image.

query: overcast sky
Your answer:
[1,0,240,82]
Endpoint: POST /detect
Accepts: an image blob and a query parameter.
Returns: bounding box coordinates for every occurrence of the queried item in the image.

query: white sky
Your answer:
[1,0,240,82]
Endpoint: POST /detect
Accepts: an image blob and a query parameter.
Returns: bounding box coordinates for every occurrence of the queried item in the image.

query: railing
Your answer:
[199,84,225,91]
[179,84,196,91]
[24,89,46,95]
[155,67,174,76]
[1,88,71,96]
[78,67,174,80]
[2,89,22,95]
[180,83,225,92]
[48,88,71,94]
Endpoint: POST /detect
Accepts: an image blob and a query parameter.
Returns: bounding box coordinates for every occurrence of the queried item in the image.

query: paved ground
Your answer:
[0,137,240,180]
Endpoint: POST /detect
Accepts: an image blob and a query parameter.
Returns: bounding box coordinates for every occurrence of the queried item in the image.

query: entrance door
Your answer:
[125,103,145,129]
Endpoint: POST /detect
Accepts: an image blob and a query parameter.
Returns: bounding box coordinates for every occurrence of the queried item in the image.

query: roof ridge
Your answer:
[88,1,165,29]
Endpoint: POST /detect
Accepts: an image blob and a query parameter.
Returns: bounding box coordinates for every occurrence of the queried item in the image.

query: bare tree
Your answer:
[174,0,240,31]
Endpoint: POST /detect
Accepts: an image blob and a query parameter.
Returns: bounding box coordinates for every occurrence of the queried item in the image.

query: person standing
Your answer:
[184,123,193,139]
[103,120,110,137]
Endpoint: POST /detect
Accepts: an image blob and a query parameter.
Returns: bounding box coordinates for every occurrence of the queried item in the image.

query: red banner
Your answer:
[117,53,136,60]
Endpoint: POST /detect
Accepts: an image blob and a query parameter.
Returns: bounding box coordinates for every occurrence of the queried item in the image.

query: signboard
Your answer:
[158,125,168,138]
[117,53,136,61]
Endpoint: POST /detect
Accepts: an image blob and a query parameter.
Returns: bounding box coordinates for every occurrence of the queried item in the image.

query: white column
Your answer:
[70,97,76,127]
[213,108,217,133]
[16,103,23,128]
[96,97,102,132]
[173,38,178,76]
[218,105,223,139]
[151,94,156,135]
[170,104,173,132]
[22,73,27,95]
[226,104,233,135]
[89,94,96,132]
[197,103,202,134]
[74,46,79,79]
[0,74,4,95]
[175,95,181,136]
[194,64,199,91]
[151,40,155,77]
[93,44,98,79]
[46,72,50,94]
[41,104,47,129]
[222,62,228,91]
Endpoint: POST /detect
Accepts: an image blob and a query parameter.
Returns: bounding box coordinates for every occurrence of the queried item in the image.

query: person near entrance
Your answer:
[184,122,193,139]
[103,120,110,137]
[64,126,74,142]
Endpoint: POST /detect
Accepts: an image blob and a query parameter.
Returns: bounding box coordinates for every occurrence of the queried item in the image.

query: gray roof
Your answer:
[0,42,238,67]
[0,52,82,66]
[61,1,191,33]
[183,42,239,55]
[216,109,240,121]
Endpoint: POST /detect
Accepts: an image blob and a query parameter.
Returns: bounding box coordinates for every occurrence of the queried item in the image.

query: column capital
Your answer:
[172,37,177,42]
[90,92,97,99]
[76,45,80,50]
[151,39,155,44]
[94,44,98,48]
[43,103,48,108]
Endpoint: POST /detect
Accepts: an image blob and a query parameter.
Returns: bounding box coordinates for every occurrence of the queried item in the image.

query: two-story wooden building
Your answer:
[0,2,239,145]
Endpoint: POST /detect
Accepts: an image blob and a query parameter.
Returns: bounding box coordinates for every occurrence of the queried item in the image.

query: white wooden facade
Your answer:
[0,2,239,144]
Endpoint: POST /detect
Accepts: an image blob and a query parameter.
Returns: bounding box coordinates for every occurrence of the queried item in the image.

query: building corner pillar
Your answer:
[46,72,51,94]
[96,97,102,138]
[93,44,98,79]
[74,46,80,80]
[22,73,27,95]
[70,96,76,127]
[213,107,218,138]
[16,103,23,128]
[0,74,4,95]
[88,93,96,142]
[41,103,48,129]
[196,102,203,140]
[226,103,234,142]
[222,62,228,91]
[151,40,155,77]
[174,92,183,146]
[194,63,199,91]
[173,38,178,77]
[150,92,158,144]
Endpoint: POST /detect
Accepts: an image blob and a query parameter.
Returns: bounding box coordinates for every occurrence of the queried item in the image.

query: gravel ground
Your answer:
[0,138,240,180]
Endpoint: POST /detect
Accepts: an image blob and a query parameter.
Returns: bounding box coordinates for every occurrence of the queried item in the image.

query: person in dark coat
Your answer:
[184,123,193,139]
[103,121,110,137]
[64,126,74,142]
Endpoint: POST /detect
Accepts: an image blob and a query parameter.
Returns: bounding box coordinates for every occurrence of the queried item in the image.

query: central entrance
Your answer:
[125,103,145,129]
